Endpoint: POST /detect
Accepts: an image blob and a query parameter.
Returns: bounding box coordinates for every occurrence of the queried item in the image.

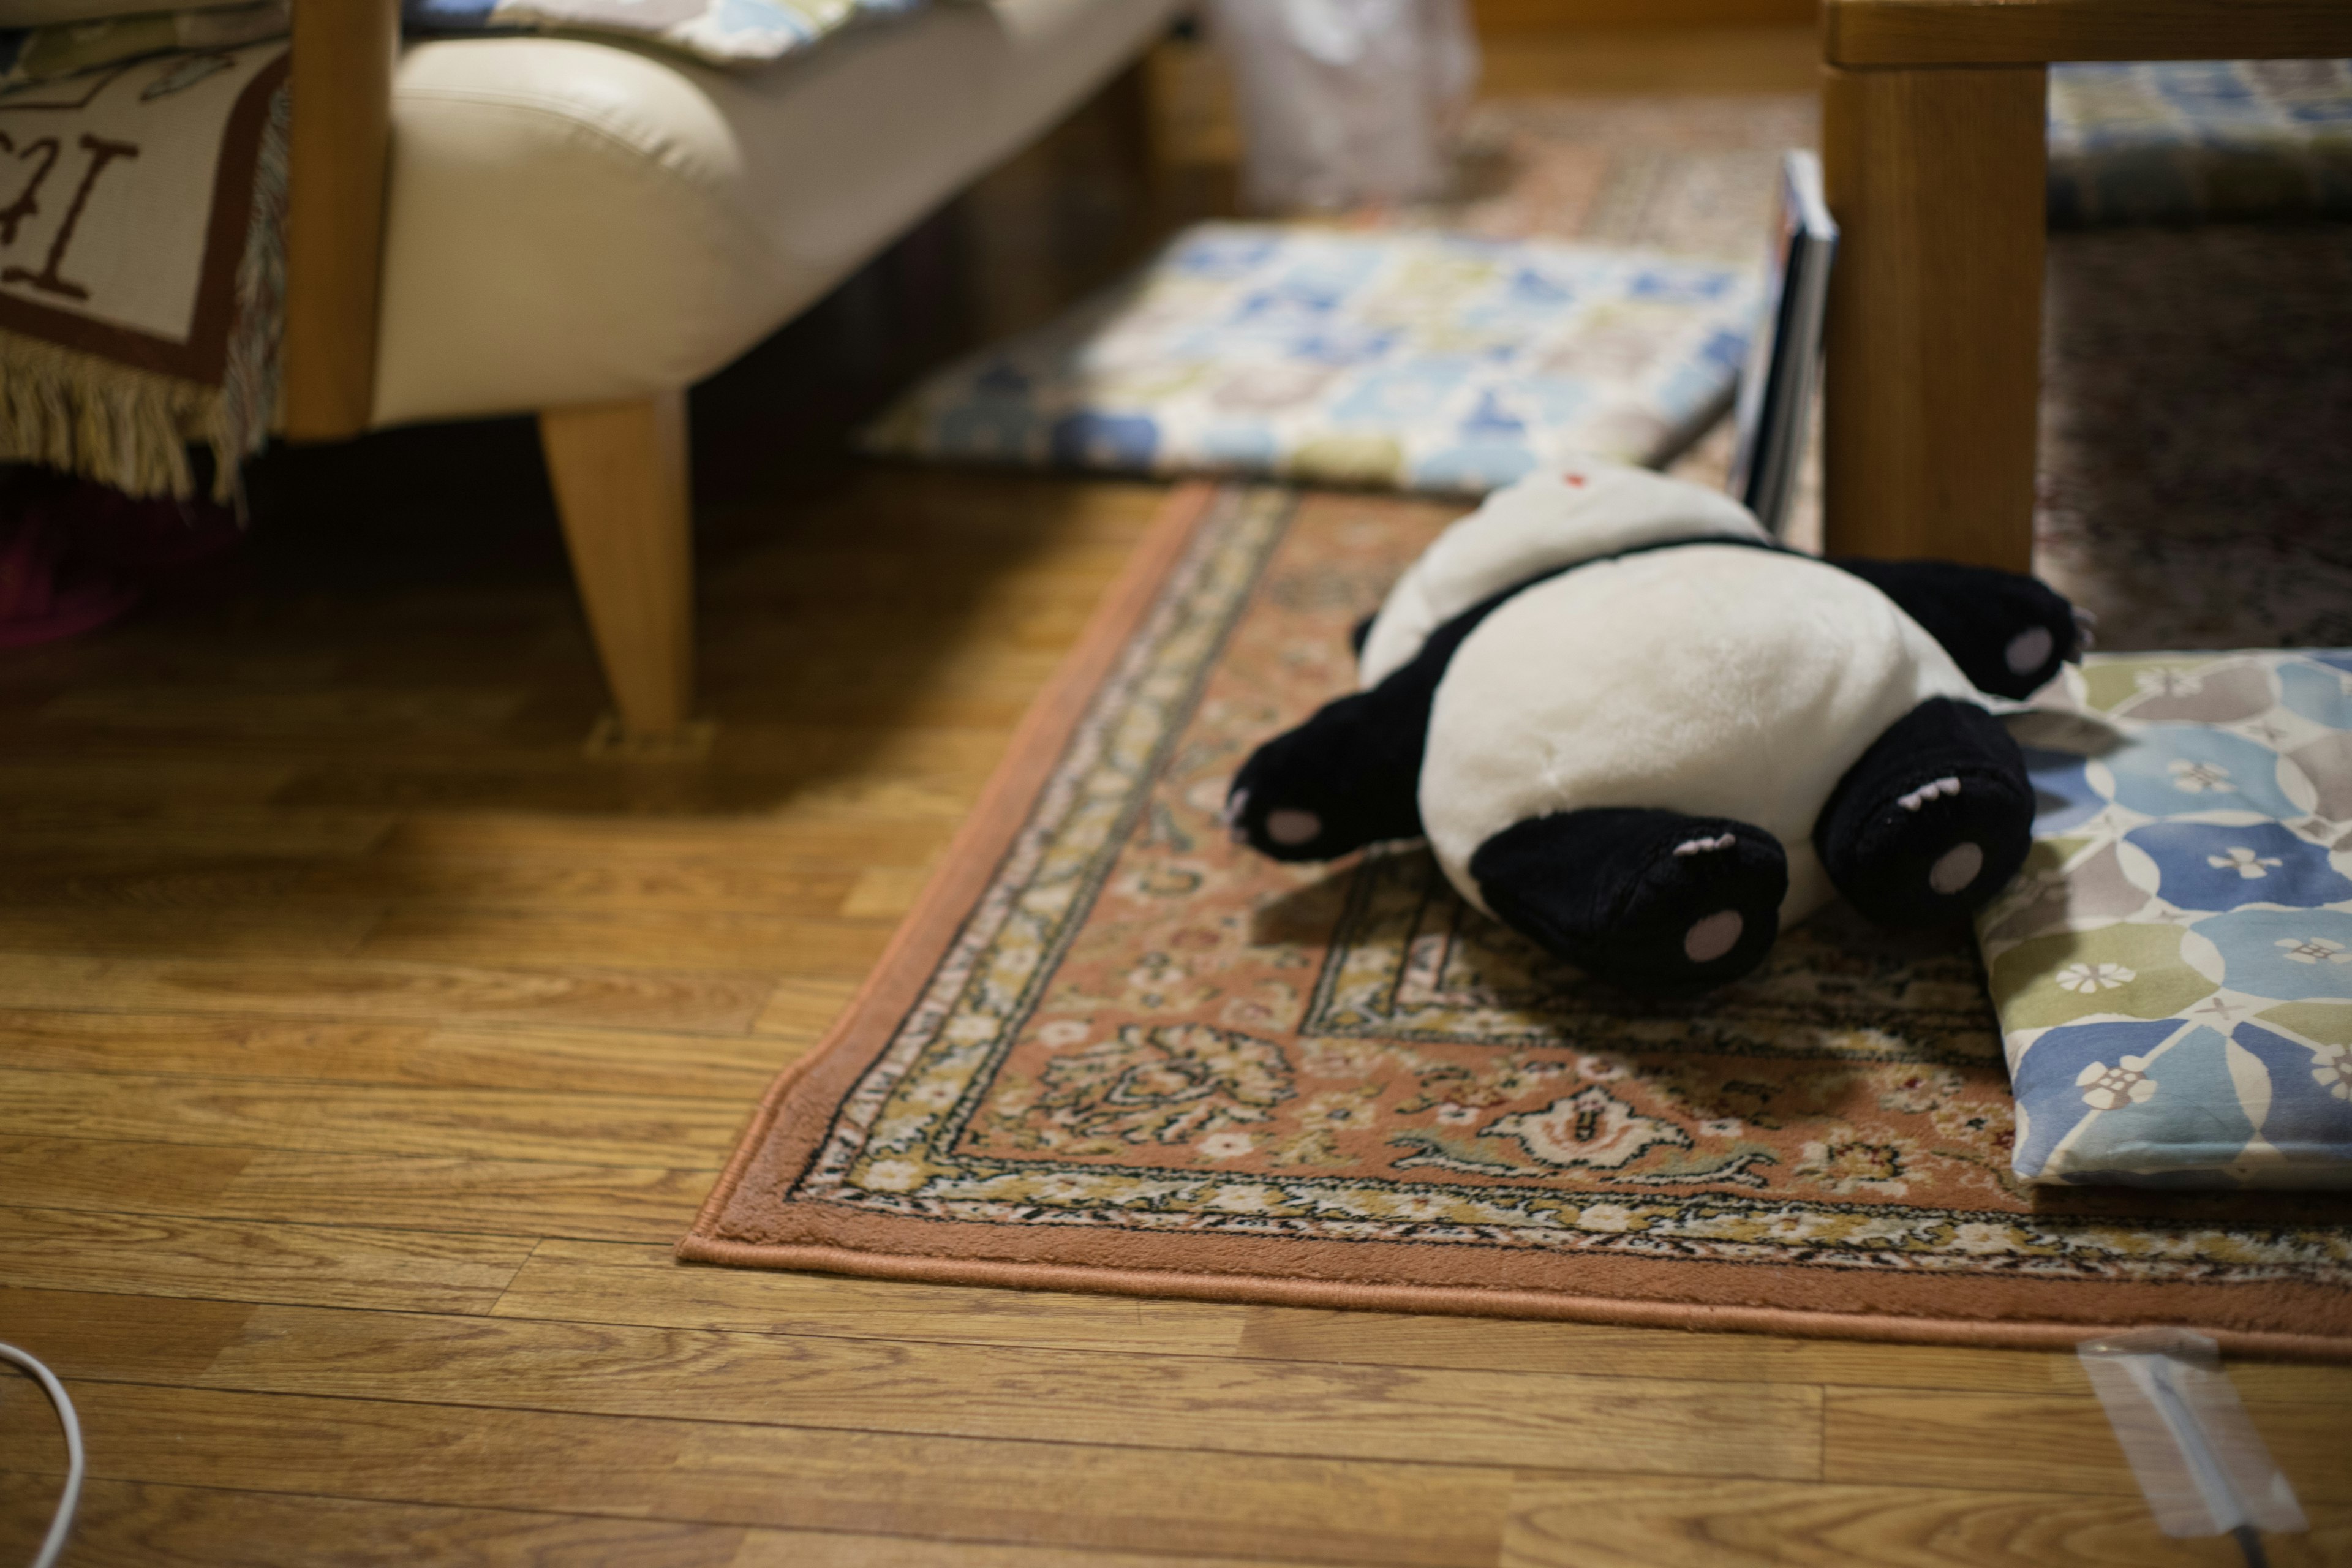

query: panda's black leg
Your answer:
[1828,557,2084,699]
[1814,697,2034,927]
[1229,600,1481,862]
[1224,688,1426,861]
[1469,809,1788,998]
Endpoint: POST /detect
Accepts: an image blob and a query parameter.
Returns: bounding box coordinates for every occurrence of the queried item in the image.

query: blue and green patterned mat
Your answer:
[1986,651,2352,1186]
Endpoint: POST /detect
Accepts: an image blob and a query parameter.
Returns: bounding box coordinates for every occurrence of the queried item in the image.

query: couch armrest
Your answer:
[282,0,396,441]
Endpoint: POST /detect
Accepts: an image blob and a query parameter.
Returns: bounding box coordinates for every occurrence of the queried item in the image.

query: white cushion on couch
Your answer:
[369,0,1180,428]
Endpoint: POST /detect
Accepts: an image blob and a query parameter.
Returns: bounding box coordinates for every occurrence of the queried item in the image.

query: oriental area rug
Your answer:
[684,483,2352,1357]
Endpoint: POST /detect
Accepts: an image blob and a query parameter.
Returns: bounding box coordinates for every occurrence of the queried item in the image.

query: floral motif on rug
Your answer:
[694,486,2352,1349]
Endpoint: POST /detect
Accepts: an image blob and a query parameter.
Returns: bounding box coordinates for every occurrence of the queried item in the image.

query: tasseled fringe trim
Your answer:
[0,331,249,502]
[0,77,287,506]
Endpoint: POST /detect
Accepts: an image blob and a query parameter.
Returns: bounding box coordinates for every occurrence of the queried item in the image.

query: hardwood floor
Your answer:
[4,25,2350,1568]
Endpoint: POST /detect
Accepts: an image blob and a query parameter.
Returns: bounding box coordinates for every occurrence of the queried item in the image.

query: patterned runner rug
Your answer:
[685,483,2352,1356]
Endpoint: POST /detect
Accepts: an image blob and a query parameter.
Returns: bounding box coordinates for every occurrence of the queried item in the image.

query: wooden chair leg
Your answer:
[1821,62,2046,571]
[538,391,698,750]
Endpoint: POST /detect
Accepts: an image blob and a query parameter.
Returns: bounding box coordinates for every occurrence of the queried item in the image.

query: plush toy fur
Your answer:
[1225,461,2081,997]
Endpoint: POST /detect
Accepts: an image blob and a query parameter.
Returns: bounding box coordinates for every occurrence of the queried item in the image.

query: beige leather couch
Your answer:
[286,0,1181,749]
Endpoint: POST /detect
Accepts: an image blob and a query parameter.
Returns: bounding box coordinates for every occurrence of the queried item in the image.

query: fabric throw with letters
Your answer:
[862,222,1757,497]
[0,40,289,499]
[399,0,927,67]
[1980,650,2352,1188]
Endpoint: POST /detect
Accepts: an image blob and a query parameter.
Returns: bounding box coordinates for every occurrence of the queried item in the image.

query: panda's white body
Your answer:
[1357,463,1982,923]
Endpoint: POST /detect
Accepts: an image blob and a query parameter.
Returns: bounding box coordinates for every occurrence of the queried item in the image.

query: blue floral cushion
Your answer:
[861,223,1758,496]
[1978,650,2352,1187]
[2048,59,2352,227]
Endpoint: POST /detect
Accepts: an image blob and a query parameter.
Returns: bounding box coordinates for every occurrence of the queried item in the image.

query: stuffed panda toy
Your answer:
[1223,461,2082,998]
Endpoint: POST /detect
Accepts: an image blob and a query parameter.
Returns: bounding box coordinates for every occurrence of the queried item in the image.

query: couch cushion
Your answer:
[371,0,1179,426]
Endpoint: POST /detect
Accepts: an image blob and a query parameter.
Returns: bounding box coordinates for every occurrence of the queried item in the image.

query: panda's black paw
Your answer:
[1226,690,1424,862]
[1815,698,2034,928]
[1470,808,1788,999]
[1973,574,2085,699]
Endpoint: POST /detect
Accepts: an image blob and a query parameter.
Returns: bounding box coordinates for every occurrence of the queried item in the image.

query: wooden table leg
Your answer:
[1821,62,2046,570]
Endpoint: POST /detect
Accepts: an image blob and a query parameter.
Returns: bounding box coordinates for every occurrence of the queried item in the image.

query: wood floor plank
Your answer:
[0,1475,749,1568]
[494,1240,1248,1355]
[0,1136,255,1213]
[703,572,1135,624]
[0,853,343,910]
[0,1070,750,1166]
[0,804,393,858]
[0,1384,1512,1567]
[190,1303,1821,1478]
[263,763,816,816]
[1825,1388,2352,1504]
[728,1530,1349,1568]
[706,546,1148,609]
[839,864,931,919]
[305,854,860,918]
[355,905,897,978]
[750,976,859,1040]
[0,762,309,809]
[1234,1306,2352,1404]
[673,721,1016,777]
[374,810,955,873]
[0,1476,1344,1568]
[0,903,384,960]
[217,1153,714,1241]
[266,756,997,818]
[725,769,1004,823]
[0,1207,531,1313]
[36,686,532,739]
[401,1025,793,1098]
[0,1010,789,1099]
[744,685,1052,733]
[0,635,340,692]
[0,954,774,1032]
[700,468,1161,546]
[0,1286,257,1381]
[1501,1476,2350,1568]
[697,733,1006,795]
[2,1138,709,1242]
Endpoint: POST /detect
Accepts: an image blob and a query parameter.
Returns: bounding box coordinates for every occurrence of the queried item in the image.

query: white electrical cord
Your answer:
[0,1343,82,1568]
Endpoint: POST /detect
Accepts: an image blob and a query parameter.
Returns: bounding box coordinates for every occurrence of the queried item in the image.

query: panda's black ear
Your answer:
[1349,612,1377,657]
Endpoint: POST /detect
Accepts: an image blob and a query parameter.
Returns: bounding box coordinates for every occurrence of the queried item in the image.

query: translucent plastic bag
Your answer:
[1205,0,1480,212]
[2077,1330,2306,1548]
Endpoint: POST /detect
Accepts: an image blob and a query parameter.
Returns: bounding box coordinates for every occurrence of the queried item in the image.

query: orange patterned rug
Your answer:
[684,484,2352,1357]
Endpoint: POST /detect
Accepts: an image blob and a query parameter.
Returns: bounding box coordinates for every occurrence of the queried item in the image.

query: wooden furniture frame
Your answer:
[1819,0,2352,570]
[281,0,697,746]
